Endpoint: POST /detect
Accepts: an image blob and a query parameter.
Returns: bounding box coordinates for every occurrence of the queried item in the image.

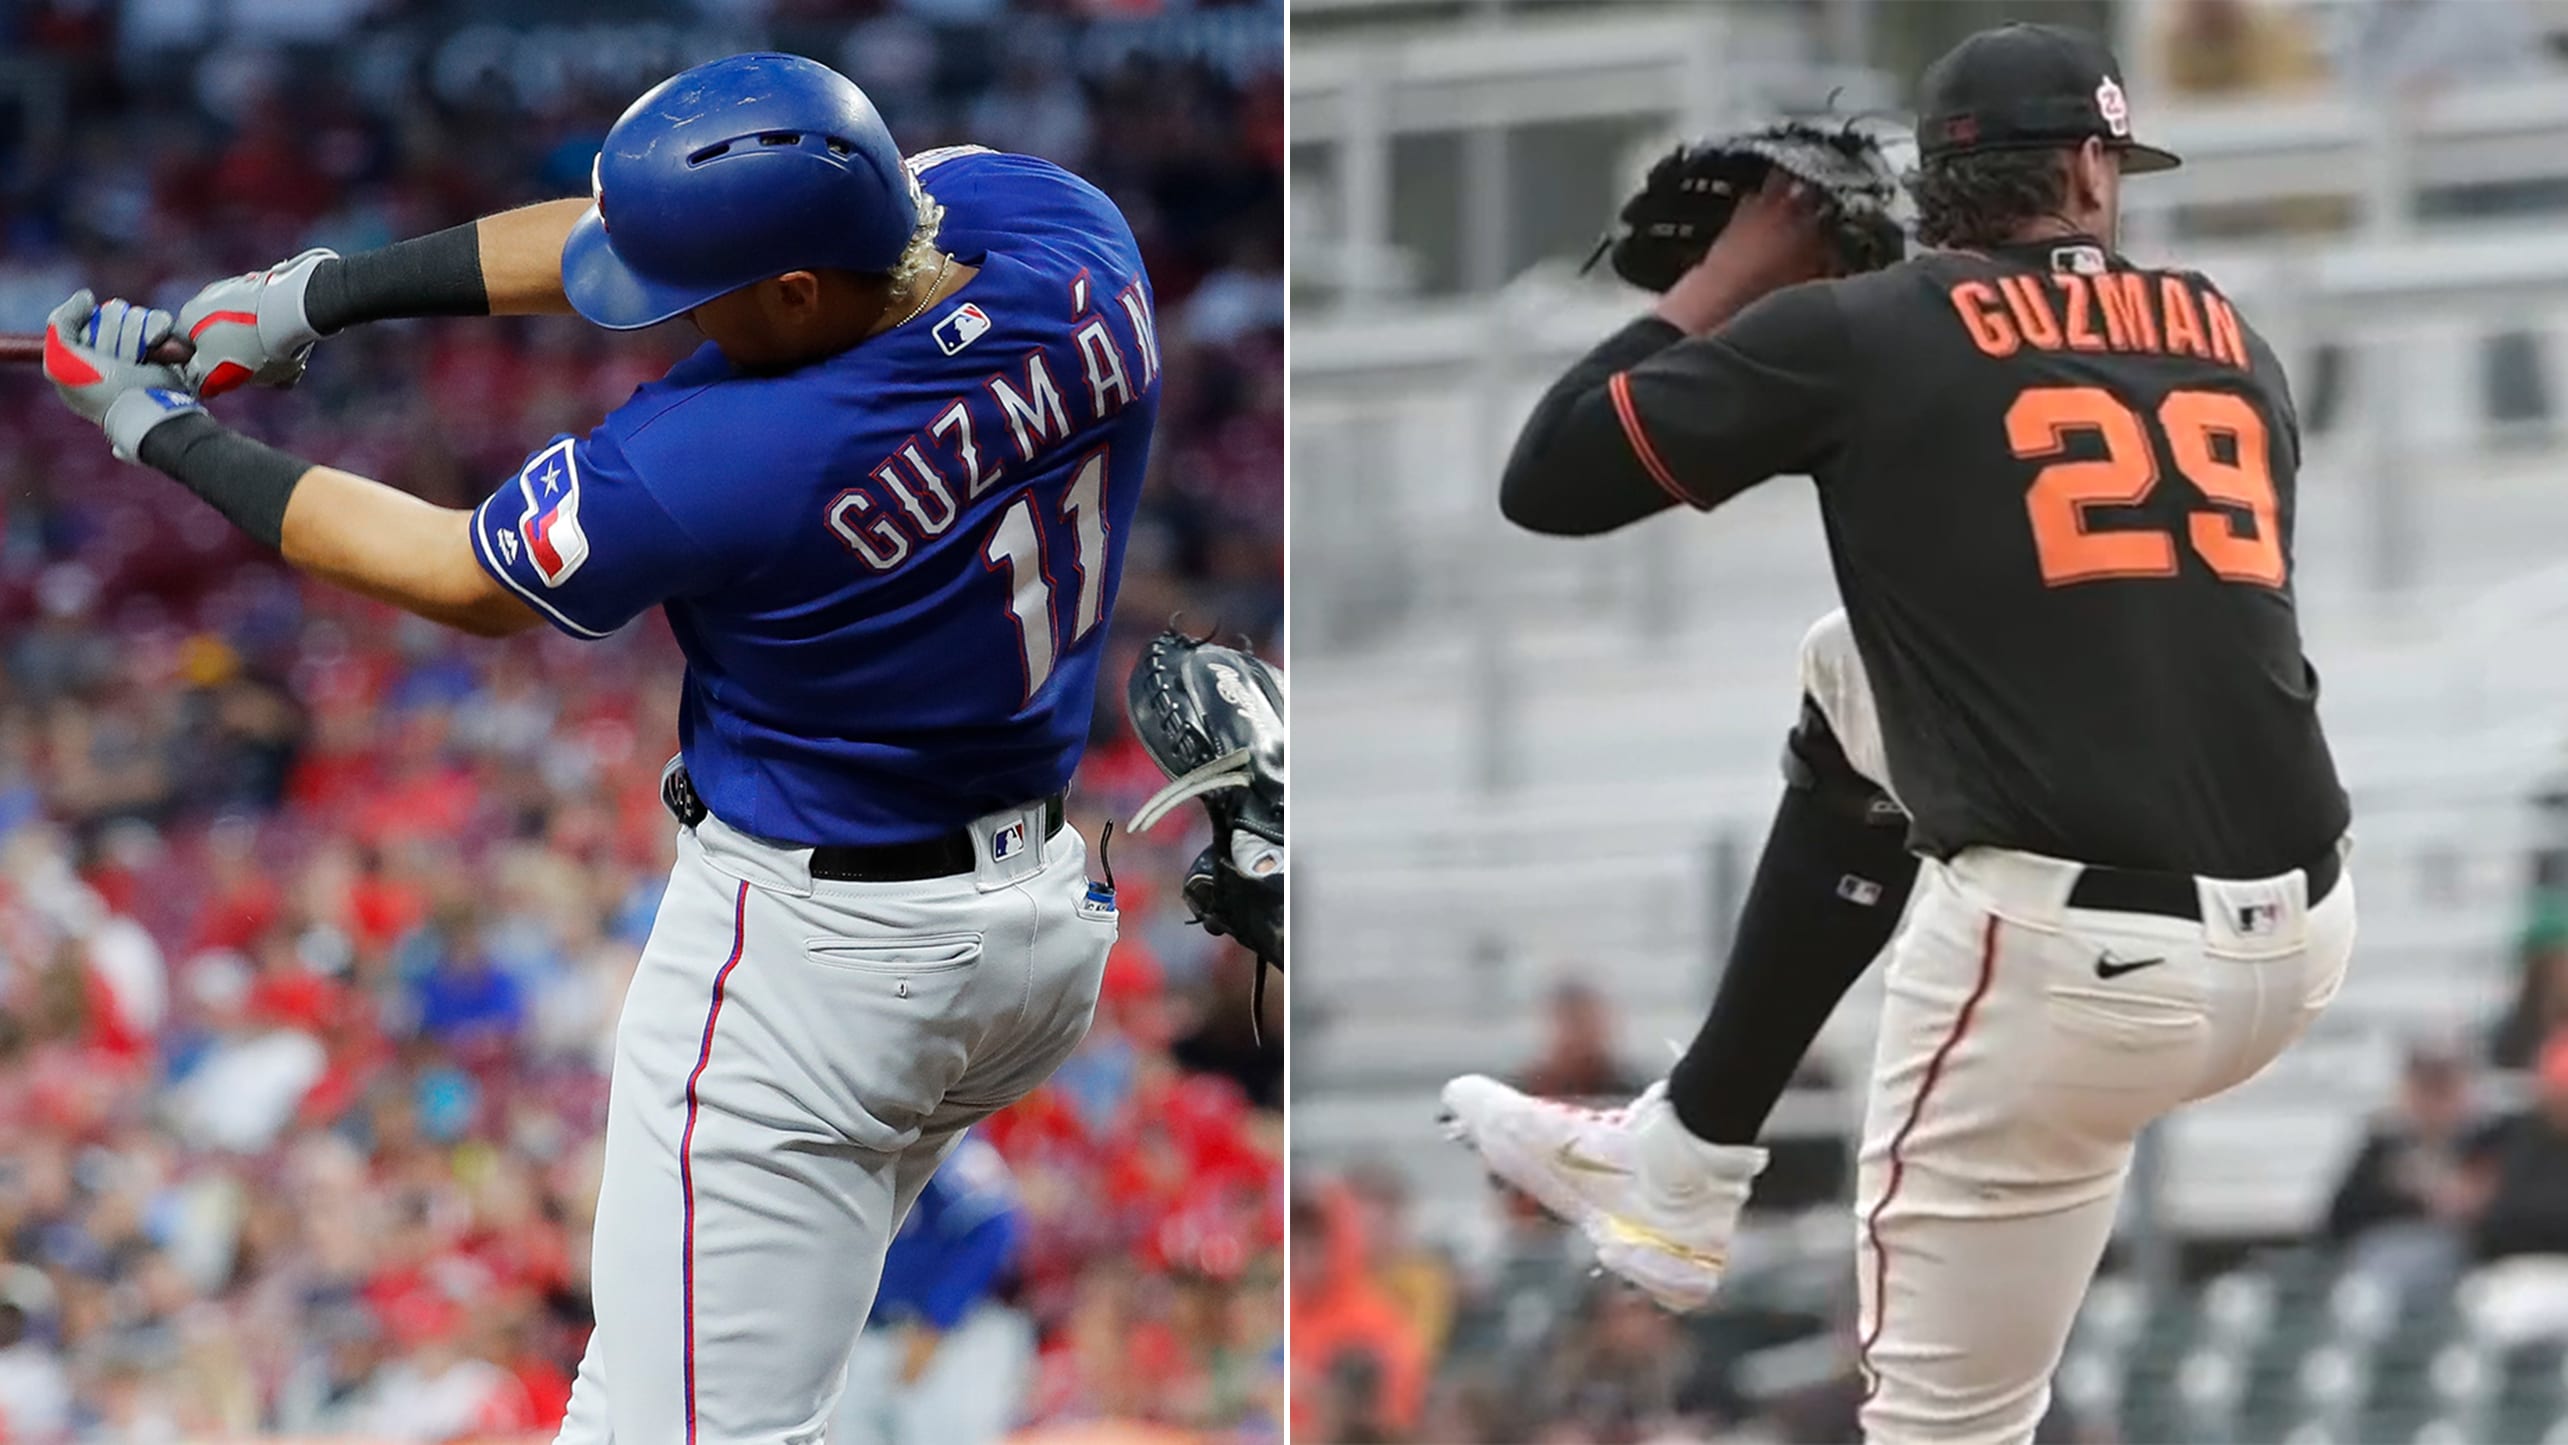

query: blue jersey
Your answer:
[471,149,1160,846]
[869,1135,1022,1331]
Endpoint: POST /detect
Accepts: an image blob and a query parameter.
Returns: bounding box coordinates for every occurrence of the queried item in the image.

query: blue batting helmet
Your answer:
[561,53,920,331]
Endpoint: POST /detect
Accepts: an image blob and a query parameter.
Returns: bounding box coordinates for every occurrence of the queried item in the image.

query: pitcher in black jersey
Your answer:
[1441,24,2353,1444]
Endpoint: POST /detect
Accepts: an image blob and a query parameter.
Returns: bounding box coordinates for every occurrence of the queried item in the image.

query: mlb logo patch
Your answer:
[2051,244,2108,275]
[934,303,992,356]
[1837,874,1884,907]
[990,819,1028,862]
[2237,900,2282,936]
[513,439,589,587]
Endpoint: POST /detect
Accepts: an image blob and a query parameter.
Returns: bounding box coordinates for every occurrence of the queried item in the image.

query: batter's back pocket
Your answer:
[804,931,984,975]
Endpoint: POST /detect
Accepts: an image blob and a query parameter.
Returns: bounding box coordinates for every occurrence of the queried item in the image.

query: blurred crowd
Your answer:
[1288,990,1897,1445]
[2329,911,2568,1347]
[0,0,1281,1440]
[1866,0,2568,106]
[2149,0,2562,103]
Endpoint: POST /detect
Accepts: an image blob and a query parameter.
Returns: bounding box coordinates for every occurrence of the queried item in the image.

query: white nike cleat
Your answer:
[1440,1074,1766,1313]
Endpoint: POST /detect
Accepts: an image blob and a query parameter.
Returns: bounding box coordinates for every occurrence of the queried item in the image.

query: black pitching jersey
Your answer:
[1504,237,2347,876]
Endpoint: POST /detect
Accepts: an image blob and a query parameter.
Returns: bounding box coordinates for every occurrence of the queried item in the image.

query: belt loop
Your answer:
[1947,847,2082,927]
[661,758,707,829]
[2195,871,2305,953]
[969,800,1053,892]
[687,810,815,899]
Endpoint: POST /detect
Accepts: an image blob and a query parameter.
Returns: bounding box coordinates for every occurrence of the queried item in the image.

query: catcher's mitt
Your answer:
[1588,121,1904,292]
[1127,630,1283,971]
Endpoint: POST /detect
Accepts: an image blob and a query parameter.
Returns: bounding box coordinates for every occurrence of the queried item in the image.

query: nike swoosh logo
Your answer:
[2095,954,2167,980]
[1553,1141,1631,1177]
[1597,1214,1727,1270]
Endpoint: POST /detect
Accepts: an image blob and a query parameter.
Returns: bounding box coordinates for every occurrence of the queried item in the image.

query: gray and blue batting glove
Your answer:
[44,290,205,463]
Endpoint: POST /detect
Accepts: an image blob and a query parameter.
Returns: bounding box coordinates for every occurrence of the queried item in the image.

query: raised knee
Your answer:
[1797,607,1858,696]
[1784,695,1904,830]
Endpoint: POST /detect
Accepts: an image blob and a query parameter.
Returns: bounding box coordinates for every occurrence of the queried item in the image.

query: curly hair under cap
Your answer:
[886,179,948,293]
[1906,148,2072,251]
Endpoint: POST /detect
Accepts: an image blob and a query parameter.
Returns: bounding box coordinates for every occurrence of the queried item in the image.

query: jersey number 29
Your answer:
[2009,385,2285,589]
[982,450,1110,700]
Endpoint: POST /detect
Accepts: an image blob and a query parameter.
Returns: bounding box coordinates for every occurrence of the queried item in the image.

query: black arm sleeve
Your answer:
[1499,283,1854,537]
[301,223,489,334]
[136,413,312,550]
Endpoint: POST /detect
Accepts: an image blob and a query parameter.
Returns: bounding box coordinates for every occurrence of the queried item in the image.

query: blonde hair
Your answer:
[887,179,948,293]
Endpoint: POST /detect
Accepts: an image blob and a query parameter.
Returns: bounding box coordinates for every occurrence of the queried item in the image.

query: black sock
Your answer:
[1666,722,1919,1145]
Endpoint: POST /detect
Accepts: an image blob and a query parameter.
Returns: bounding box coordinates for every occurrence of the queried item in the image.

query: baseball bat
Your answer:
[0,335,195,366]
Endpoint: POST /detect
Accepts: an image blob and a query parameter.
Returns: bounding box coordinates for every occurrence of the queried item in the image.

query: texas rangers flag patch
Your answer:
[514,439,589,587]
[934,303,992,356]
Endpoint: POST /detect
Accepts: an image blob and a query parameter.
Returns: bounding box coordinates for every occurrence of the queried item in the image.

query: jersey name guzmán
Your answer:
[470,148,1161,847]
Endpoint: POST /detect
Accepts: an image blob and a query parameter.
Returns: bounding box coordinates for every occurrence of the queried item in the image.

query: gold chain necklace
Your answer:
[892,253,956,329]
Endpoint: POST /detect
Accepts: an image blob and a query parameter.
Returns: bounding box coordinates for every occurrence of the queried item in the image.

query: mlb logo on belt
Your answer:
[2237,900,2281,936]
[514,438,589,587]
[934,303,993,356]
[991,819,1028,862]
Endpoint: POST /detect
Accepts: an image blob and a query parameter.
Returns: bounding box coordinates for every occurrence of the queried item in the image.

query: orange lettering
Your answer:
[2055,274,2105,352]
[2159,275,2208,359]
[1950,281,2019,357]
[2091,272,2135,350]
[2000,275,2063,351]
[2105,273,2158,352]
[2203,291,2248,370]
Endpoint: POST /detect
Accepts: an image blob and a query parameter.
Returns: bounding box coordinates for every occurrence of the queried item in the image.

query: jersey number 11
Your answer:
[982,450,1110,701]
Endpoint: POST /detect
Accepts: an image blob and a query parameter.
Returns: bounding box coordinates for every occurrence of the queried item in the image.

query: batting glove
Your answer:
[174,247,336,397]
[45,290,204,463]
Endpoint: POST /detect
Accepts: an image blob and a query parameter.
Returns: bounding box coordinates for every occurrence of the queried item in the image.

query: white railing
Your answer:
[1291,5,1894,308]
[1291,0,2568,306]
[2124,81,2568,237]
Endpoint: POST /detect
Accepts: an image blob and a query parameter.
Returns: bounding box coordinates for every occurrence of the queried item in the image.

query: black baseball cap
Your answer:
[1917,22,2181,174]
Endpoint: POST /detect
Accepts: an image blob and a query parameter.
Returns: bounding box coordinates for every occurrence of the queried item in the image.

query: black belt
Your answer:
[661,763,1065,884]
[2065,844,2342,922]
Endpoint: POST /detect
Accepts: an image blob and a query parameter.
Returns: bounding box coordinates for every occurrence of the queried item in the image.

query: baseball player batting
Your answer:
[1443,24,2352,1444]
[41,53,1159,1442]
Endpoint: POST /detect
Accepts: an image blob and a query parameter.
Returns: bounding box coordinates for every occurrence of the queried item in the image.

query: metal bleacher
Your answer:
[1291,3,2568,1248]
[2049,1259,2568,1445]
